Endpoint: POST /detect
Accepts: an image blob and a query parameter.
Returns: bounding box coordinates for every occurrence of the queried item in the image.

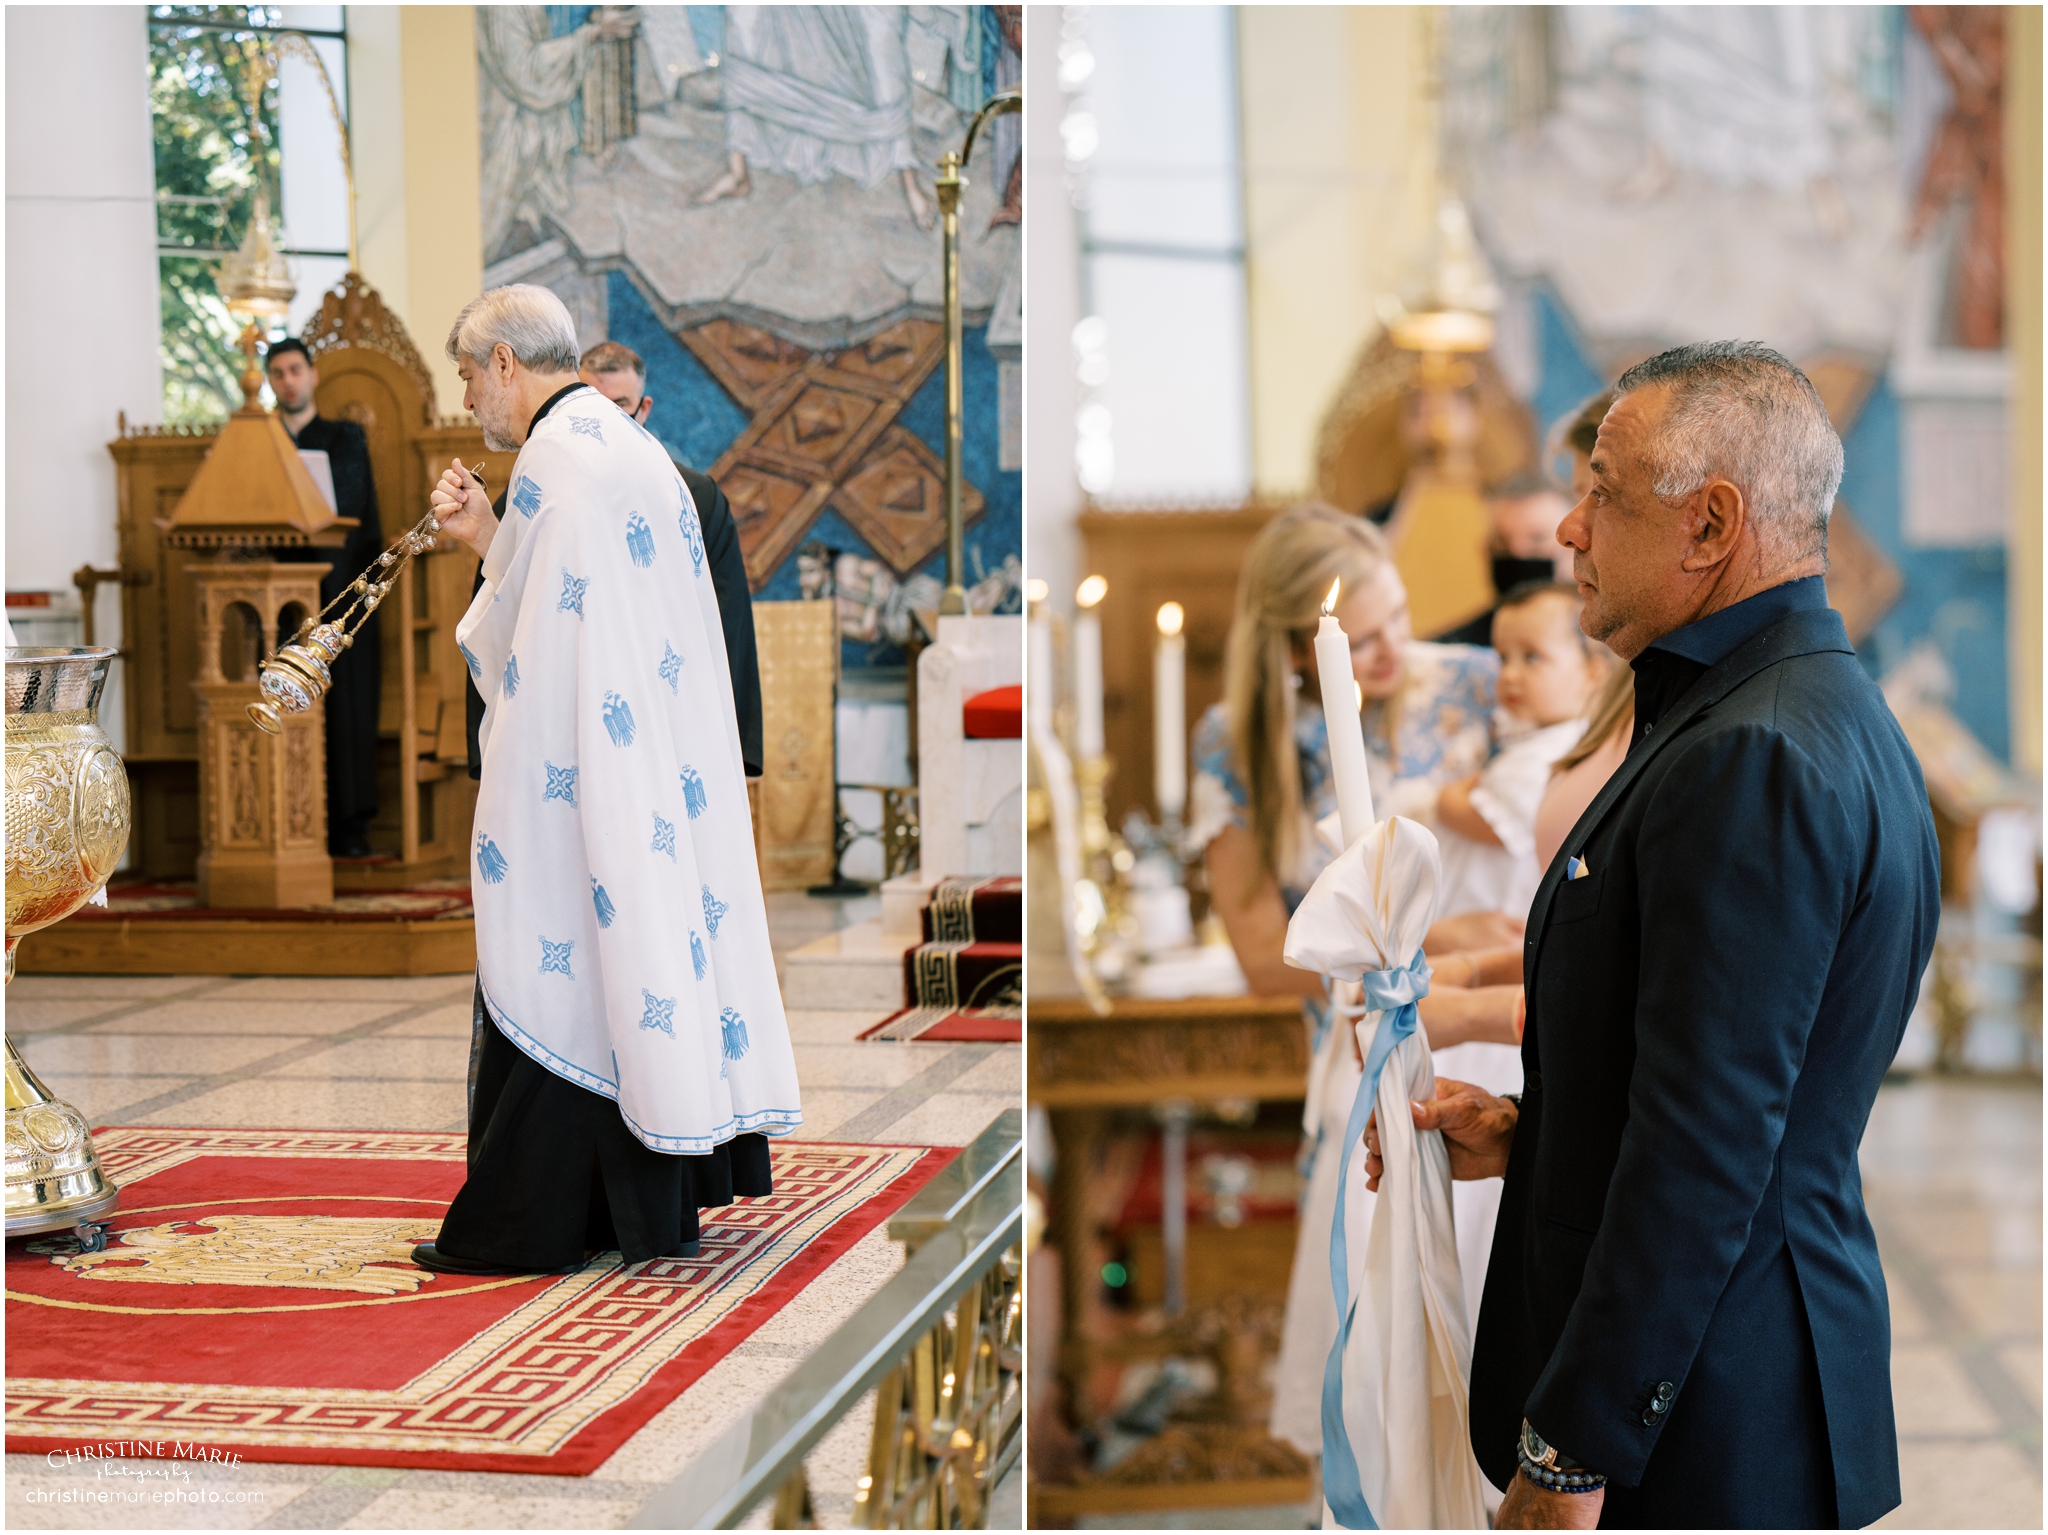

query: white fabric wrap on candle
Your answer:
[1284,816,1488,1530]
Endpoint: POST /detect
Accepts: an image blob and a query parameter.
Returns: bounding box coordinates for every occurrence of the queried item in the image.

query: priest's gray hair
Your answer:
[1614,341,1842,565]
[445,285,581,374]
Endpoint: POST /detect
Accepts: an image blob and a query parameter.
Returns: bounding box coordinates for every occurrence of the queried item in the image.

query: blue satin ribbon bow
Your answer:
[1321,947,1433,1530]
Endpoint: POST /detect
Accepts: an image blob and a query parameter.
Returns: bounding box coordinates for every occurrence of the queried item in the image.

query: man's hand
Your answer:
[1495,1469,1603,1529]
[1363,1076,1516,1192]
[1425,910,1525,953]
[432,461,495,561]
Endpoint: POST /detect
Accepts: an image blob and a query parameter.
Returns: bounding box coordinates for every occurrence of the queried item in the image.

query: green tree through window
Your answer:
[149,6,346,425]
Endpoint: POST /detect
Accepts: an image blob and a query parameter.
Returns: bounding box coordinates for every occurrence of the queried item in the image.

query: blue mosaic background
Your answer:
[605,270,1021,670]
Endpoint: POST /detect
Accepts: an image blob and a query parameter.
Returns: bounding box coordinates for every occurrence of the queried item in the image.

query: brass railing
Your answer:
[630,1108,1024,1530]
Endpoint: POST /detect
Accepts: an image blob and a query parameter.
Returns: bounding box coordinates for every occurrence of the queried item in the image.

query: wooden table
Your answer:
[1029,994,1312,1519]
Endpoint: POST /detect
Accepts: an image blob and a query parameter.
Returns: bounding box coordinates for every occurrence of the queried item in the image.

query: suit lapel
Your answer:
[1526,607,1855,985]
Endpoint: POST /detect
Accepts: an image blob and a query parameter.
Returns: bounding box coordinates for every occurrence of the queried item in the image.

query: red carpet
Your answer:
[857,1004,1023,1042]
[5,1128,951,1474]
[74,880,473,923]
[860,876,1022,1042]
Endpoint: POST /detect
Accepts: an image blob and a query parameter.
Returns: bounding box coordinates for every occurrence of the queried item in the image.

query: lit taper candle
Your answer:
[1313,578,1376,848]
[1154,602,1186,821]
[1074,574,1107,758]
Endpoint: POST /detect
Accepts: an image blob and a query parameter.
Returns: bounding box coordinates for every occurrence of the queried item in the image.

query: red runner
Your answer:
[6,1128,950,1474]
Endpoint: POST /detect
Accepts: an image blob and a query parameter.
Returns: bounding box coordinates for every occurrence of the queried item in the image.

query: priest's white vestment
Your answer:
[457,386,801,1152]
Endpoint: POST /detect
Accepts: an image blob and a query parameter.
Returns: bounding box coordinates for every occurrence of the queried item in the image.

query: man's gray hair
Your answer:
[445,284,581,373]
[1614,341,1843,563]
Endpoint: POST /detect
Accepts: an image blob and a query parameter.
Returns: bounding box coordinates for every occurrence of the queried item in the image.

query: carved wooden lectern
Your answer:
[188,562,331,907]
[110,275,486,889]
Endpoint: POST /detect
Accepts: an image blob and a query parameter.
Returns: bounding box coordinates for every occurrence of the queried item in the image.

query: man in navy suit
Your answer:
[1368,342,1940,1528]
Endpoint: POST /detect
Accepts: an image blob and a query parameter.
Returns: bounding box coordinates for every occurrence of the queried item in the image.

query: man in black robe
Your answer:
[266,338,383,858]
[1433,469,1575,648]
[576,340,763,773]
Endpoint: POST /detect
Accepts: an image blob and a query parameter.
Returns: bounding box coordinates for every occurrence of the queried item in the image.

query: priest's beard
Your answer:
[470,378,523,453]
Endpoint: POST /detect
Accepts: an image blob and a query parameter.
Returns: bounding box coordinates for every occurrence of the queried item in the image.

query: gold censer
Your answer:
[5,647,131,1237]
[248,469,477,735]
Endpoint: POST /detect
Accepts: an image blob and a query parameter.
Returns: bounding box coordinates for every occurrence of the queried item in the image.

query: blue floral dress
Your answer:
[1188,641,1500,909]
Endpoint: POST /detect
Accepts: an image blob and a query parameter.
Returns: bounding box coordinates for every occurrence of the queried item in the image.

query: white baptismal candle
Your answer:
[1154,602,1187,821]
[1314,578,1376,848]
[1074,574,1107,759]
[1027,579,1053,735]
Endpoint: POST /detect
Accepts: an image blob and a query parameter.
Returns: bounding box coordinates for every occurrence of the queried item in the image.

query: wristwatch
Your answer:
[1519,1420,1605,1492]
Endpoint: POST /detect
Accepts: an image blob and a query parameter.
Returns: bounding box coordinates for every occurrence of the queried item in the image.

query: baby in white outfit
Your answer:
[1434,581,1611,921]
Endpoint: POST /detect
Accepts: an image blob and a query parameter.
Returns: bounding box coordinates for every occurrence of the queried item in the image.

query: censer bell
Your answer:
[5,647,130,1240]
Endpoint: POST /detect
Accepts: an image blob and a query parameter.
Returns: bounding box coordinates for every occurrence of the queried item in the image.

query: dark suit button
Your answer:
[1648,1398,1667,1414]
[1655,1382,1674,1403]
[1641,1411,1658,1427]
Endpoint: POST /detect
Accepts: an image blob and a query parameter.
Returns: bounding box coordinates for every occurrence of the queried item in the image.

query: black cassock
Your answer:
[278,415,382,853]
[445,457,770,1268]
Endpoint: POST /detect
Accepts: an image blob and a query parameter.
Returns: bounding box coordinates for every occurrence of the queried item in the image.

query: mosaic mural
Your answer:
[476,5,1023,665]
[1443,6,2014,758]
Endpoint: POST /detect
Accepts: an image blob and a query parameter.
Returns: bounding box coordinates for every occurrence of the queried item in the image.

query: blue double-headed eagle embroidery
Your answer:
[592,878,616,929]
[626,514,656,569]
[475,834,508,885]
[503,653,520,698]
[458,640,482,680]
[720,1007,749,1060]
[681,766,708,819]
[690,930,708,979]
[602,692,636,747]
[511,476,543,519]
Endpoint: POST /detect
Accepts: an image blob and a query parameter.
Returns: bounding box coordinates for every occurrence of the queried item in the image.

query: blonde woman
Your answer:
[1186,504,1523,1470]
[1533,389,1636,869]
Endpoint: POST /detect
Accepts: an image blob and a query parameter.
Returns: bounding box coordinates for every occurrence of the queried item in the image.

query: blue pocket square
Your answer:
[1566,855,1592,881]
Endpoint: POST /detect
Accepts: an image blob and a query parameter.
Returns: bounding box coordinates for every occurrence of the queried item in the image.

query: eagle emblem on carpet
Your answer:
[35,1215,444,1294]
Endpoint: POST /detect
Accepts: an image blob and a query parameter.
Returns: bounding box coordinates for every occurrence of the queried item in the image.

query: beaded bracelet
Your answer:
[1517,1449,1607,1493]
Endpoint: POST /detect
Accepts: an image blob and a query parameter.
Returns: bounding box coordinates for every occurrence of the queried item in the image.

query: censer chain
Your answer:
[247,461,484,734]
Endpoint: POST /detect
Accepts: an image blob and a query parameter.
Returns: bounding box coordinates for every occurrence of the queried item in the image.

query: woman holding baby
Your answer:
[1188,414,1630,1491]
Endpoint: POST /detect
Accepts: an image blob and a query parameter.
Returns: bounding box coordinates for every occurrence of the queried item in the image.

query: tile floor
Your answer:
[4,892,1024,1530]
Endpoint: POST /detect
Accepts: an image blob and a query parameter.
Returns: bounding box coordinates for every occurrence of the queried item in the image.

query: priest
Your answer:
[414,284,801,1276]
[265,337,383,859]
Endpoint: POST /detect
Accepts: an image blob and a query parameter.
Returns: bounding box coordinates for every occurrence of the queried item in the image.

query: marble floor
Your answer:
[1866,1076,2041,1530]
[4,892,1023,1530]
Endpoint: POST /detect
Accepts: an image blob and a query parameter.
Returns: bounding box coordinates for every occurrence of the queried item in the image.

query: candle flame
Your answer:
[1156,602,1184,636]
[1076,574,1108,609]
[1025,578,1049,604]
[1322,578,1341,617]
